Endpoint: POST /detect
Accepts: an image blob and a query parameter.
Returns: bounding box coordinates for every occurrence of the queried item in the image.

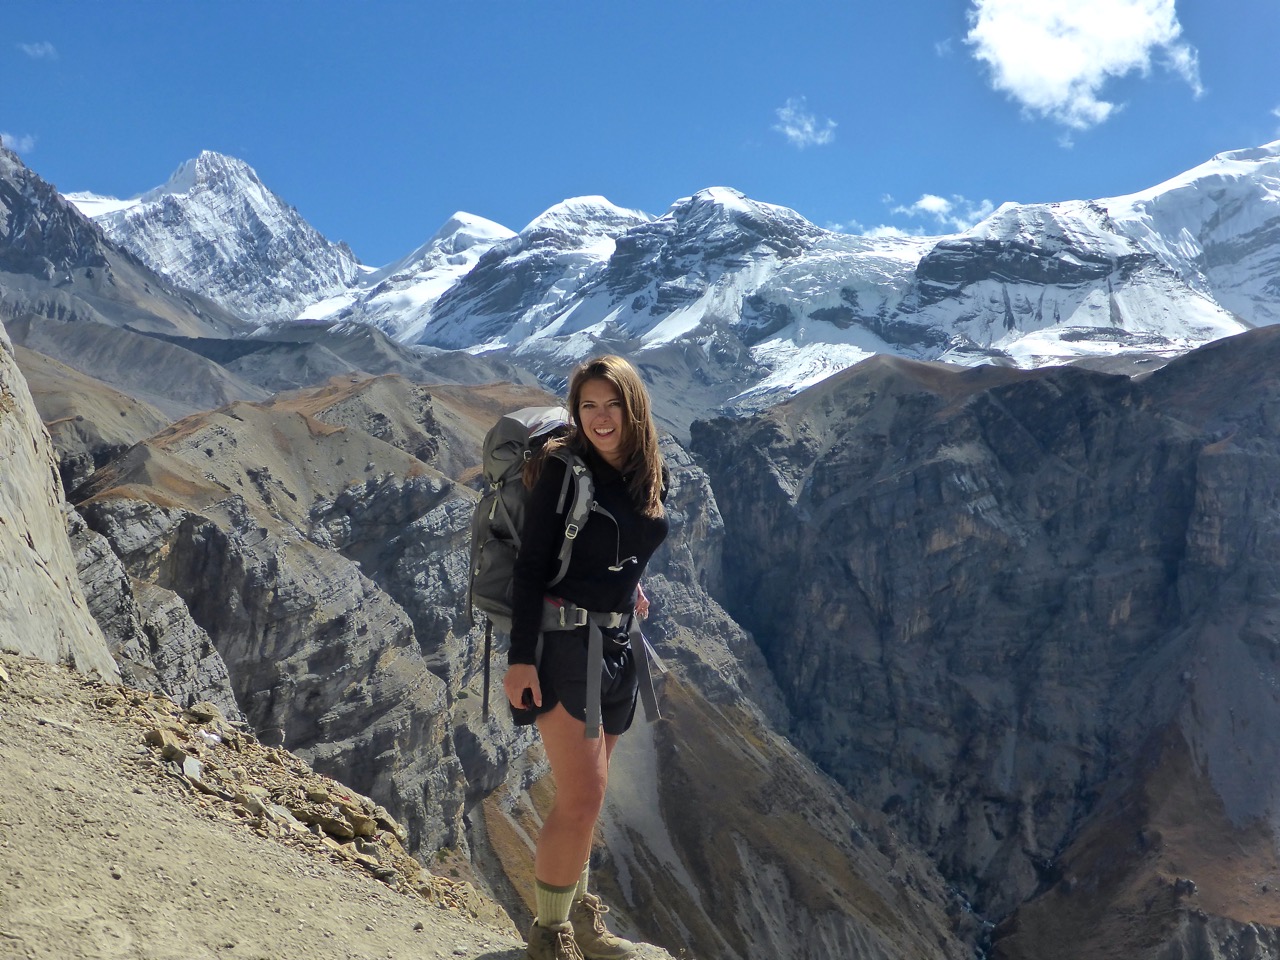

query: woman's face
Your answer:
[577,377,626,467]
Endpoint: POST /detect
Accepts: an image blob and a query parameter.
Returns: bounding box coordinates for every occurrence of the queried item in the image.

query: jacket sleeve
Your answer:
[508,454,571,665]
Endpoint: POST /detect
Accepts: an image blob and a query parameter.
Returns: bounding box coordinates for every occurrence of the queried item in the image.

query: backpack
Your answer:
[467,406,594,716]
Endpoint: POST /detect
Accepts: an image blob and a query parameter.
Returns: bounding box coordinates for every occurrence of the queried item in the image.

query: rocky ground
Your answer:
[0,651,675,960]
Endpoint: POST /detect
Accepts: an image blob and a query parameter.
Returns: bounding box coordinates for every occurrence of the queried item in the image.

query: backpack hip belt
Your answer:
[541,597,663,739]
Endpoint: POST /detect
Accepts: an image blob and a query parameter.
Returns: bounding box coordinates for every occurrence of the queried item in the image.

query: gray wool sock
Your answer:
[535,878,579,927]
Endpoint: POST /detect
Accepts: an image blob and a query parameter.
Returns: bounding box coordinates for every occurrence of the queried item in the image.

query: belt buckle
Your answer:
[574,607,589,628]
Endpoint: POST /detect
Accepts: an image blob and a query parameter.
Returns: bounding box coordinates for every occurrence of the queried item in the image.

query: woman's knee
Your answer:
[554,777,607,825]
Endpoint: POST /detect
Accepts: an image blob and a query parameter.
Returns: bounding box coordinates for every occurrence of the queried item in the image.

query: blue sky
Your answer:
[4,1,1278,267]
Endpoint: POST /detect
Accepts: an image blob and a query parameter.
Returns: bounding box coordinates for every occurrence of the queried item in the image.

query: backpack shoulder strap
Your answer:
[549,450,593,588]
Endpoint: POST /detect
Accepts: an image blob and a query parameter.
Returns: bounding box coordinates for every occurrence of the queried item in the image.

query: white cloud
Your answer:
[893,193,996,233]
[909,194,953,216]
[826,217,919,237]
[0,132,37,154]
[964,0,1202,130]
[19,41,57,60]
[773,97,836,149]
[862,224,916,239]
[830,192,994,237]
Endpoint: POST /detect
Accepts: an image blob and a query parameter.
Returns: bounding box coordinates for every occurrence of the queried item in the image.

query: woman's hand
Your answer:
[503,663,542,710]
[635,582,650,620]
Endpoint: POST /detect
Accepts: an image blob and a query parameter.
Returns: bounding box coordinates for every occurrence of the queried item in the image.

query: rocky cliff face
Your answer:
[66,506,241,719]
[71,397,471,856]
[0,320,117,678]
[691,326,1280,955]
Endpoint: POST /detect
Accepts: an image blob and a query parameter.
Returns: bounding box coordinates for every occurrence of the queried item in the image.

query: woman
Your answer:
[503,355,669,960]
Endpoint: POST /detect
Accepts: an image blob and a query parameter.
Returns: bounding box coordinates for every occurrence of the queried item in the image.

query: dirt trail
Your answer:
[0,651,525,960]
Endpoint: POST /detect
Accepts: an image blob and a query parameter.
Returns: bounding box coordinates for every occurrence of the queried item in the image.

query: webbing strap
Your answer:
[555,460,573,514]
[493,482,522,552]
[630,618,661,725]
[553,461,594,588]
[584,620,605,738]
[482,620,493,721]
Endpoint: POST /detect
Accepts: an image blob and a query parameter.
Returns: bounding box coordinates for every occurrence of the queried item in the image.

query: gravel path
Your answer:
[0,652,527,960]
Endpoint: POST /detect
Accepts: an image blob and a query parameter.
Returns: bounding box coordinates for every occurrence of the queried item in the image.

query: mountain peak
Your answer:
[671,187,819,229]
[521,196,651,239]
[1211,140,1280,164]
[73,150,360,322]
[0,139,22,176]
[689,186,752,211]
[142,151,263,202]
[658,186,827,255]
[430,211,515,248]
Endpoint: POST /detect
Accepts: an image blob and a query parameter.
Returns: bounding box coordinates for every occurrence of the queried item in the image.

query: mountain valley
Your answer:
[5,136,1280,959]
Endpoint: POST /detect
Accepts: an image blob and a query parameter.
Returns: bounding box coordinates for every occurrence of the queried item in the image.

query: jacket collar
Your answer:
[581,444,627,484]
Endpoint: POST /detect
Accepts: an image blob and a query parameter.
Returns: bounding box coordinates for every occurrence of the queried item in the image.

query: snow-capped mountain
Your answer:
[1101,143,1280,327]
[0,142,243,339]
[904,198,1241,368]
[67,141,1280,417]
[68,151,362,322]
[295,212,515,342]
[503,188,937,402]
[421,196,653,349]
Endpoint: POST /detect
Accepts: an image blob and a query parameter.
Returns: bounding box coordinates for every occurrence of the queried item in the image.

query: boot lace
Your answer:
[579,894,611,936]
[555,924,585,960]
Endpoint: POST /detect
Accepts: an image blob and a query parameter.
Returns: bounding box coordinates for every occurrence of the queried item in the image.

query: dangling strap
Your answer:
[482,619,493,721]
[630,617,661,725]
[583,619,606,739]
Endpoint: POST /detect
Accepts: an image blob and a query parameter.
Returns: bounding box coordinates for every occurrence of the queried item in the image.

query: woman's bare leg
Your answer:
[535,703,620,886]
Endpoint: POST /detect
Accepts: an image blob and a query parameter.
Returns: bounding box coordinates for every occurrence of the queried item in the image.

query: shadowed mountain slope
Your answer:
[692,325,1280,957]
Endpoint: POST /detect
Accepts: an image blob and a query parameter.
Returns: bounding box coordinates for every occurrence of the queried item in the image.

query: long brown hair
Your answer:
[528,355,665,518]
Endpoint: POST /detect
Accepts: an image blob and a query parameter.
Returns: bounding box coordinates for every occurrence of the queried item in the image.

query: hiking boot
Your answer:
[527,920,585,960]
[570,893,638,960]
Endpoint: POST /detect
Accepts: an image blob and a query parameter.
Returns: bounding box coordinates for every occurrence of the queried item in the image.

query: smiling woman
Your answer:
[502,355,670,960]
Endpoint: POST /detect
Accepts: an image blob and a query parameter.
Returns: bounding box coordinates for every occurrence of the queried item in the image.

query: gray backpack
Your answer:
[468,406,594,715]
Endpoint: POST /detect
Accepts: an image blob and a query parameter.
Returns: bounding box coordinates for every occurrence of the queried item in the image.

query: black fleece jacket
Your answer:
[508,446,669,665]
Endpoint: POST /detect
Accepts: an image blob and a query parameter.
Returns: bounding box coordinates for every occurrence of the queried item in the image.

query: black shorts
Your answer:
[510,626,639,736]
